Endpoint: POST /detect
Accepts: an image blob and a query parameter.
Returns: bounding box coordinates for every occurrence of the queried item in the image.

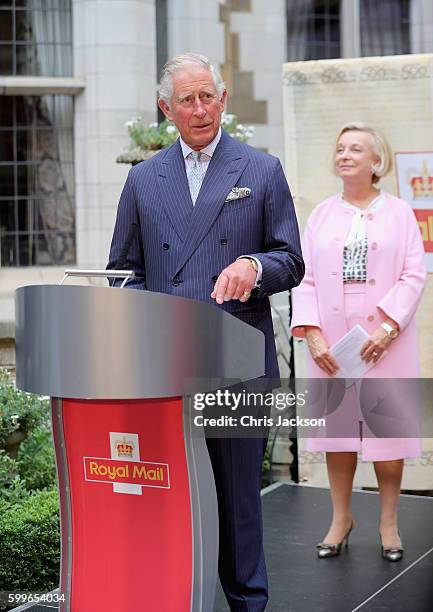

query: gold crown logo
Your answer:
[410,161,433,199]
[115,437,134,457]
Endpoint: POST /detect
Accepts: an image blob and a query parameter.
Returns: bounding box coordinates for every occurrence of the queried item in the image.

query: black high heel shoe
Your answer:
[316,521,355,559]
[380,531,404,562]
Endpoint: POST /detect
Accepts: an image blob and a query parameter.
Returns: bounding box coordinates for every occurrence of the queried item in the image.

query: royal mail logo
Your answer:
[84,457,170,488]
[83,432,171,495]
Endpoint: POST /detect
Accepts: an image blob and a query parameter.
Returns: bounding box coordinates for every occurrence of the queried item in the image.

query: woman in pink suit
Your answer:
[291,122,426,561]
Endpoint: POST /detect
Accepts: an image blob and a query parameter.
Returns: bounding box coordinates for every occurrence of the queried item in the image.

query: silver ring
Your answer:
[373,351,379,357]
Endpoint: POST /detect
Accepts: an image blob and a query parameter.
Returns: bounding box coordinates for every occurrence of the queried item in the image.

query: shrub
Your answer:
[16,426,57,492]
[0,488,60,609]
[0,369,60,609]
[0,450,31,506]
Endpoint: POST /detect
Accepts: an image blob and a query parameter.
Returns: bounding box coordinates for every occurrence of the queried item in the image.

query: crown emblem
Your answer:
[409,161,433,199]
[115,437,134,458]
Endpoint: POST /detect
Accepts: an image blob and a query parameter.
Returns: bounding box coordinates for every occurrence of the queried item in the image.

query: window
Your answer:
[0,1,74,267]
[0,0,72,76]
[0,95,75,266]
[286,0,341,61]
[360,0,411,56]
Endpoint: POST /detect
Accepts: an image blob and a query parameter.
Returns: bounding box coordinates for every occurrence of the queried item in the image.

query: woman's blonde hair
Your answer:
[335,122,393,184]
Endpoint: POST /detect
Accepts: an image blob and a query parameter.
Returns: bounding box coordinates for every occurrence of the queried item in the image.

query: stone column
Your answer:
[411,0,433,53]
[166,0,225,66]
[340,0,361,58]
[73,0,157,269]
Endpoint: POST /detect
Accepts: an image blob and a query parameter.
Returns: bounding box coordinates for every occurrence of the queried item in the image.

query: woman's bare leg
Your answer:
[322,451,358,543]
[374,459,404,548]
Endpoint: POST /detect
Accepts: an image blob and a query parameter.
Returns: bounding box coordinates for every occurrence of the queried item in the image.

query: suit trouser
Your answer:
[206,436,268,612]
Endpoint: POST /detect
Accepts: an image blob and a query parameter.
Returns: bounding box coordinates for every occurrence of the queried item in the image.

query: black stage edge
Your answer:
[11,483,433,612]
[215,483,433,612]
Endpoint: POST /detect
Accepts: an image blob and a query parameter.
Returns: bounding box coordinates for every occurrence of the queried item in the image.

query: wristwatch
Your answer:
[380,322,399,339]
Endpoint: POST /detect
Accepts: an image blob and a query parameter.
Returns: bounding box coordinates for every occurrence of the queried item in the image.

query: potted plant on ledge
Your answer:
[116,113,255,165]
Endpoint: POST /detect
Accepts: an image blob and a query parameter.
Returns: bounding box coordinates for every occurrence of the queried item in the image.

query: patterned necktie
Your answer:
[188,151,205,205]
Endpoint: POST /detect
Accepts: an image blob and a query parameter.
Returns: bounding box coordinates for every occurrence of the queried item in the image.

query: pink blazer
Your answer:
[291,192,426,378]
[290,193,427,460]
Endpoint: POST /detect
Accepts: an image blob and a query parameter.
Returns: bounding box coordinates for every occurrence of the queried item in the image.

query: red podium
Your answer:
[15,282,264,612]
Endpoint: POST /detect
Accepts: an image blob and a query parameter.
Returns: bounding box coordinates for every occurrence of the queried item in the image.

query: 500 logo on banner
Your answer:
[83,432,170,495]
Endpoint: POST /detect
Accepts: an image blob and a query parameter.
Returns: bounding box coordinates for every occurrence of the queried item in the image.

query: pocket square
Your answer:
[225,187,252,202]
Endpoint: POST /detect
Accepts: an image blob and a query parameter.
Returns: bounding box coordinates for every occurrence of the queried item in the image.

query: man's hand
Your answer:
[360,326,391,364]
[305,327,339,376]
[211,259,257,304]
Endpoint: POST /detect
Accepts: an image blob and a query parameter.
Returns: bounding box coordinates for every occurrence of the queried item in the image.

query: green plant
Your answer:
[220,113,255,142]
[117,113,255,163]
[0,488,60,609]
[126,118,179,150]
[0,368,50,456]
[16,426,57,492]
[0,370,60,609]
[0,450,30,507]
[0,367,56,505]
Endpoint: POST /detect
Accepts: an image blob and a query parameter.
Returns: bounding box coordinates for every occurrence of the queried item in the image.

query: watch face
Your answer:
[381,322,399,339]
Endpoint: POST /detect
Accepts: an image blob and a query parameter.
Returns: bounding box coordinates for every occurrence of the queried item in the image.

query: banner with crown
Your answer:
[395,151,433,272]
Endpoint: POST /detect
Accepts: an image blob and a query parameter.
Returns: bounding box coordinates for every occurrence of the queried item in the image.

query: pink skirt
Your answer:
[305,283,421,461]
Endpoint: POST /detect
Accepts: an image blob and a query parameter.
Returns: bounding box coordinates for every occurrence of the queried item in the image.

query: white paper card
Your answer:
[330,324,375,387]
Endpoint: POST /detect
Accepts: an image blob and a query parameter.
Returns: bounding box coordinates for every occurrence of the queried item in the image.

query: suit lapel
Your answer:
[174,130,249,275]
[156,141,192,241]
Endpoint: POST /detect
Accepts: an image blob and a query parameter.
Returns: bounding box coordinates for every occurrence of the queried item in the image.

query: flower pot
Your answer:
[1,430,28,459]
[116,148,160,165]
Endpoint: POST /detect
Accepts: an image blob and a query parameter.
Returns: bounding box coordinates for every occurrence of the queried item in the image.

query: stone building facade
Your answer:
[1,0,433,371]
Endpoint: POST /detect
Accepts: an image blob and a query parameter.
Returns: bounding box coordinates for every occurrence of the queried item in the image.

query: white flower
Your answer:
[237,123,245,131]
[166,125,177,134]
[222,113,235,124]
[125,116,142,128]
[148,122,158,128]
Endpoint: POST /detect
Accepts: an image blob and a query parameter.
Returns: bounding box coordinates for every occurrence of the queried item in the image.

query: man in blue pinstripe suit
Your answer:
[108,53,304,611]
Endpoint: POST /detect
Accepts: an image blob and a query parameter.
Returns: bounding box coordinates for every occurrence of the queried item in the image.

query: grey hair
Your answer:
[158,53,226,106]
[335,122,393,184]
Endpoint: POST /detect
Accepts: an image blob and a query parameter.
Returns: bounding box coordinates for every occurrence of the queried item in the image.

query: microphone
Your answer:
[115,223,138,270]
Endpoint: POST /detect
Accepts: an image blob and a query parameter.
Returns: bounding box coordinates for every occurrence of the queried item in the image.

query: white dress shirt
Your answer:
[340,191,384,248]
[339,191,384,283]
[180,127,222,183]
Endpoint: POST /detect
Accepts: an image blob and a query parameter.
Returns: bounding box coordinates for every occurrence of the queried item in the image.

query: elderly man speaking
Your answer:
[108,53,304,611]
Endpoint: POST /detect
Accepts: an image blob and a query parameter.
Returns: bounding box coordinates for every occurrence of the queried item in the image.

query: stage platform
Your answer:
[215,482,433,612]
[11,482,433,612]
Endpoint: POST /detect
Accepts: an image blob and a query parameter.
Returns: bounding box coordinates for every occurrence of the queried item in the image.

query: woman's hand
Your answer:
[305,327,339,376]
[360,326,392,364]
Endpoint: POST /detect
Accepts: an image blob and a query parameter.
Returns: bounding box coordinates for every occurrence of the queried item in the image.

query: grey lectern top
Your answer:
[15,285,265,399]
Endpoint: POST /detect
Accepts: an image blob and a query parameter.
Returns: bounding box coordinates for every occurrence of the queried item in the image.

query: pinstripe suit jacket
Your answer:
[108,129,304,376]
